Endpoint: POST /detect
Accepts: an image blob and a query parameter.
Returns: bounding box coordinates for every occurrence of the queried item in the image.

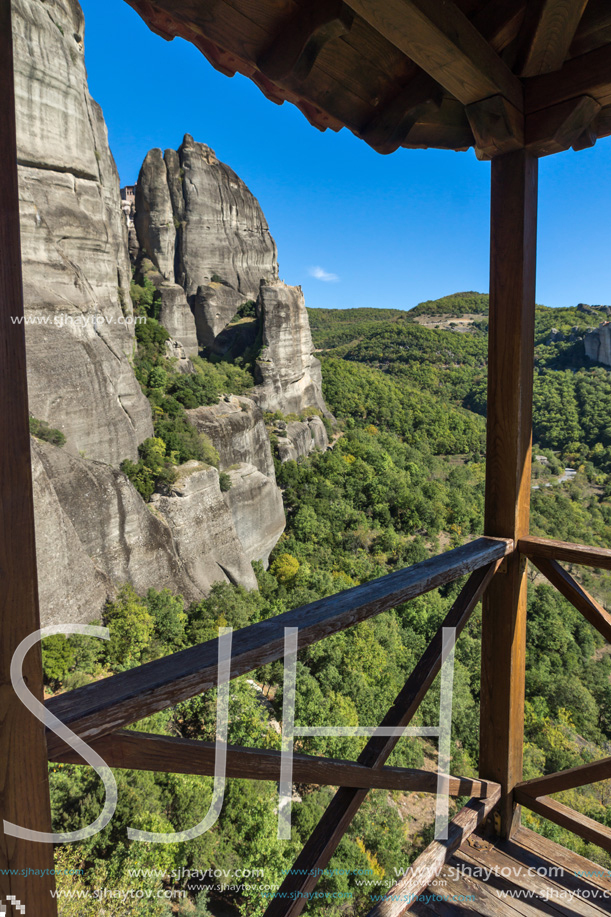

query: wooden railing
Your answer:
[44,536,511,917]
[514,536,611,856]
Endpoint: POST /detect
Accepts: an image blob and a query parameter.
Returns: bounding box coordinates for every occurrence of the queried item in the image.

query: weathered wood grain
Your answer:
[46,537,511,758]
[343,0,523,109]
[519,536,611,571]
[0,0,57,911]
[257,0,354,82]
[515,791,611,854]
[530,556,611,644]
[525,94,600,155]
[480,150,538,838]
[516,755,611,800]
[525,41,611,113]
[51,730,500,797]
[516,0,589,77]
[263,561,501,917]
[365,789,501,917]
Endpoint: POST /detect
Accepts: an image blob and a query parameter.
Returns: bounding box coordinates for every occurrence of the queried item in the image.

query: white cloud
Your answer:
[309,265,339,283]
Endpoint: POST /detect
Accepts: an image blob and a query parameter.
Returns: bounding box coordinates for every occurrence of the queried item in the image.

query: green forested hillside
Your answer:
[44,293,611,916]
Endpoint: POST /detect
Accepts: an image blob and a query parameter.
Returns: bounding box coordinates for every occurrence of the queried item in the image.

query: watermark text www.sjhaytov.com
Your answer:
[11,313,147,328]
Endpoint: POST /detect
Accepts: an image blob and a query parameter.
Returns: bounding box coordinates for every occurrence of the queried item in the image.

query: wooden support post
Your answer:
[480,149,538,839]
[0,1,57,913]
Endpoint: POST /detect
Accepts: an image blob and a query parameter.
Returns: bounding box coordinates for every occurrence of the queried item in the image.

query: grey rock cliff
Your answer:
[152,463,258,592]
[187,397,286,565]
[253,281,328,416]
[275,417,329,463]
[224,463,285,567]
[134,135,278,351]
[33,439,262,624]
[585,322,611,367]
[14,0,153,465]
[187,396,276,479]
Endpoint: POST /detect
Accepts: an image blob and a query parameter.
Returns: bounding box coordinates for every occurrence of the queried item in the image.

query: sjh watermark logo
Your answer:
[6,623,457,846]
[0,896,26,915]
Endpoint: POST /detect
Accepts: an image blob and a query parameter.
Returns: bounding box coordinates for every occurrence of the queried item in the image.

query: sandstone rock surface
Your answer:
[224,463,285,566]
[276,417,329,462]
[253,282,328,416]
[152,462,257,592]
[585,322,611,367]
[14,0,153,465]
[33,439,264,624]
[187,397,276,479]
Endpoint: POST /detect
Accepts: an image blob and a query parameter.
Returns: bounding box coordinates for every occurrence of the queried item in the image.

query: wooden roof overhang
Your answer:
[124,0,611,158]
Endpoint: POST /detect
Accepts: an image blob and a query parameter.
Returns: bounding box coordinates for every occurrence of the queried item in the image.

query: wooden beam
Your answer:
[516,0,590,77]
[51,730,499,798]
[515,791,611,854]
[46,537,512,758]
[480,150,538,840]
[364,788,501,917]
[516,756,611,798]
[0,0,57,912]
[470,1,526,55]
[343,0,523,109]
[519,535,611,570]
[525,94,601,155]
[466,94,524,158]
[263,561,501,917]
[570,0,611,58]
[529,556,611,644]
[257,0,354,83]
[359,71,442,154]
[526,41,611,113]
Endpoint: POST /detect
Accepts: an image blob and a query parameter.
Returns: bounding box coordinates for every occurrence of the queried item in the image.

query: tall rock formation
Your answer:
[135,135,278,353]
[585,322,611,367]
[14,0,153,465]
[253,281,328,416]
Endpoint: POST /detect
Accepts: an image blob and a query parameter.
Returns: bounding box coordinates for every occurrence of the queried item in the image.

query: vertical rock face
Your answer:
[186,397,286,565]
[134,135,278,352]
[253,281,328,416]
[275,417,329,462]
[13,0,153,464]
[187,397,276,479]
[224,464,285,567]
[585,323,611,367]
[32,440,208,625]
[151,463,258,592]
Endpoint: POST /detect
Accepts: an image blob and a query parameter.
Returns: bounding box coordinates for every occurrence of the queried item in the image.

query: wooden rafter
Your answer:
[525,40,611,112]
[50,730,500,798]
[257,0,354,83]
[516,0,590,77]
[365,788,501,917]
[519,535,611,569]
[515,791,611,853]
[516,755,611,798]
[45,537,512,758]
[529,556,611,644]
[343,0,523,109]
[263,560,501,917]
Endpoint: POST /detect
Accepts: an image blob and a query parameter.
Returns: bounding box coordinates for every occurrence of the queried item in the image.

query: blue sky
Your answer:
[80,0,611,311]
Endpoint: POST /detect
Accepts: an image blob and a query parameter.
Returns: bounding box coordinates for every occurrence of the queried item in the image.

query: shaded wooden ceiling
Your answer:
[124,0,611,158]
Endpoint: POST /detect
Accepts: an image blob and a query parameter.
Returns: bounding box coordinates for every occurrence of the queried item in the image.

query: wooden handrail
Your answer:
[50,729,500,797]
[365,787,501,917]
[515,755,611,798]
[515,789,611,854]
[530,556,611,644]
[263,560,501,917]
[46,537,512,758]
[519,536,611,570]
